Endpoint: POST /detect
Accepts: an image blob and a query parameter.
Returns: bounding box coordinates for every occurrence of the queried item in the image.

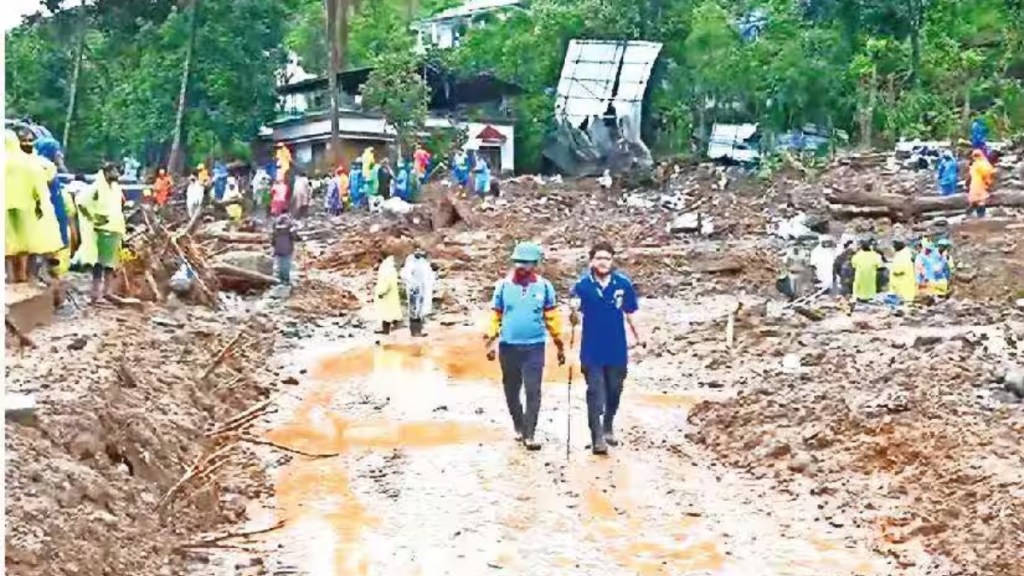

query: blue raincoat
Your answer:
[970,118,988,151]
[33,137,70,247]
[472,157,491,196]
[937,154,958,196]
[395,163,410,201]
[349,161,365,207]
[452,152,469,187]
[915,249,945,285]
[213,162,228,201]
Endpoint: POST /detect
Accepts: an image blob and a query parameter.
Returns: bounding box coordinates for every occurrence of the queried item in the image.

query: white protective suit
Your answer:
[809,237,838,291]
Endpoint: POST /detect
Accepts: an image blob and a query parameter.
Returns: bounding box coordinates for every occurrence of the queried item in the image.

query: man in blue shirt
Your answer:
[570,242,642,455]
[485,242,565,451]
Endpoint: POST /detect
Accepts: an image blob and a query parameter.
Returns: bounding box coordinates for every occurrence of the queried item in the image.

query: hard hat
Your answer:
[511,242,543,263]
[936,238,952,248]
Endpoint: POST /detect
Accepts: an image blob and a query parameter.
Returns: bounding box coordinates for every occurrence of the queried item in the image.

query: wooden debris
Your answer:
[178,520,286,549]
[200,331,244,382]
[238,434,339,458]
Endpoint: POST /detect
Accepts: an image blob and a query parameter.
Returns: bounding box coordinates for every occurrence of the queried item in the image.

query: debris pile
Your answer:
[687,309,1024,574]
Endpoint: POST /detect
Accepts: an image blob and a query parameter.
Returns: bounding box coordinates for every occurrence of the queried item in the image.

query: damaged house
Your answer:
[544,40,663,177]
[262,65,520,174]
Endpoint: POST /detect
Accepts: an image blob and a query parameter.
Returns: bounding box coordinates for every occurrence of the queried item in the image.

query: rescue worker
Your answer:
[374,253,402,335]
[223,176,243,221]
[484,242,566,451]
[808,235,838,292]
[933,238,954,296]
[213,161,229,201]
[197,163,210,188]
[325,167,348,216]
[394,160,411,202]
[889,237,917,303]
[850,236,883,302]
[186,174,205,220]
[5,131,58,283]
[413,143,431,182]
[569,241,641,455]
[153,168,173,206]
[377,158,394,200]
[915,238,946,297]
[349,159,365,208]
[967,149,994,217]
[970,117,989,158]
[292,171,311,218]
[937,150,958,196]
[473,155,491,197]
[77,163,126,301]
[32,137,71,286]
[832,234,856,296]
[452,149,469,189]
[401,248,436,337]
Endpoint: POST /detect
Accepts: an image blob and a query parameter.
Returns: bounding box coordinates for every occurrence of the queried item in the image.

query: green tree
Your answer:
[361,48,430,152]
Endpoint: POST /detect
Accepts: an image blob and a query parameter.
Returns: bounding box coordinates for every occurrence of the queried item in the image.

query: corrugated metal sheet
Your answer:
[553,40,662,129]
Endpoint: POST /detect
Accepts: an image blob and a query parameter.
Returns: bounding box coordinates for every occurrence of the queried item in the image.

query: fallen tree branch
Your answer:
[239,434,339,458]
[157,443,236,510]
[178,520,286,549]
[200,331,244,382]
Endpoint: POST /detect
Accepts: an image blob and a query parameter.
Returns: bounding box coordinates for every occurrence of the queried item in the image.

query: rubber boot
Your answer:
[592,434,608,455]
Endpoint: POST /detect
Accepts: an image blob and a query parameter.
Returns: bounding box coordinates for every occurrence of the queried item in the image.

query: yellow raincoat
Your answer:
[851,249,882,301]
[968,151,994,205]
[72,183,99,267]
[275,145,292,176]
[374,256,402,323]
[889,247,917,302]
[5,132,64,256]
[361,148,375,180]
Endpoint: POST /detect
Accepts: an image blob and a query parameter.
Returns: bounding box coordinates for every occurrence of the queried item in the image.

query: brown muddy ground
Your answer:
[217,310,901,576]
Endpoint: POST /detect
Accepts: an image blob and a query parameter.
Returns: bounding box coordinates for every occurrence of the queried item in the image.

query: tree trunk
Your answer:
[908,0,923,86]
[169,0,200,176]
[62,0,89,156]
[326,0,341,166]
[826,189,1024,221]
[339,0,350,70]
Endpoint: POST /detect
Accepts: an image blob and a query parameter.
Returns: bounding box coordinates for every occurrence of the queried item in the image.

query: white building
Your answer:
[262,66,519,173]
[412,0,524,51]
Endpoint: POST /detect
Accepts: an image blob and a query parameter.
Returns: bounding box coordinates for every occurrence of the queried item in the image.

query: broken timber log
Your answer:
[211,264,278,287]
[826,189,1024,221]
[198,231,266,244]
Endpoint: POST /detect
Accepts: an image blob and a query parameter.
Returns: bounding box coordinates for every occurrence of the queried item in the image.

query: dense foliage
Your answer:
[6,0,1023,173]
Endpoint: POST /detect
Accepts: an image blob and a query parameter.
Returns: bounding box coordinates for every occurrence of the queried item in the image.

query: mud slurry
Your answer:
[233,327,894,576]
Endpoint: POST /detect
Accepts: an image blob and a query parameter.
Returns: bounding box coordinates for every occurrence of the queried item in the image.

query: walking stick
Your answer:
[565,326,576,461]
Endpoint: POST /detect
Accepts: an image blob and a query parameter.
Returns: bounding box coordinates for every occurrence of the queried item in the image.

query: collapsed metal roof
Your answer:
[553,40,663,129]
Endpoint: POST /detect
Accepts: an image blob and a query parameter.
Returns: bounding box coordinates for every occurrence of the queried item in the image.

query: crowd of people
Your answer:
[804,232,955,306]
[935,117,997,217]
[5,128,127,305]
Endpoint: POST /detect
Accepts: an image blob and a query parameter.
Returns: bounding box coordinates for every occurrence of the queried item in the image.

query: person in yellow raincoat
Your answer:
[360,147,375,181]
[850,237,883,302]
[5,131,64,283]
[275,144,292,176]
[888,237,917,303]
[374,254,402,335]
[967,149,995,217]
[197,163,211,188]
[77,163,126,300]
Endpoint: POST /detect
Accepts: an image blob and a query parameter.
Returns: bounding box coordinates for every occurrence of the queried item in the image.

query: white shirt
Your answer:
[809,244,838,289]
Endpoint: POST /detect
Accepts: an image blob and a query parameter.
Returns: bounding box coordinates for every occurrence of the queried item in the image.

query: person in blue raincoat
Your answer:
[349,159,365,207]
[212,161,229,201]
[394,159,411,201]
[472,154,491,197]
[32,138,70,250]
[970,118,988,157]
[937,151,959,196]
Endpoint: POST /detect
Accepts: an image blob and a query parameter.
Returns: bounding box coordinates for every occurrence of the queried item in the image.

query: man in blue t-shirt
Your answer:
[570,241,642,455]
[484,242,566,451]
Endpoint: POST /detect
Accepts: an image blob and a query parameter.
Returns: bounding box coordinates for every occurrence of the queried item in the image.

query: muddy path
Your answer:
[203,308,903,576]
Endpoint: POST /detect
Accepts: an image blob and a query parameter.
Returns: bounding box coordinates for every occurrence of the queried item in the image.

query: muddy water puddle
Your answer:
[220,329,892,576]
